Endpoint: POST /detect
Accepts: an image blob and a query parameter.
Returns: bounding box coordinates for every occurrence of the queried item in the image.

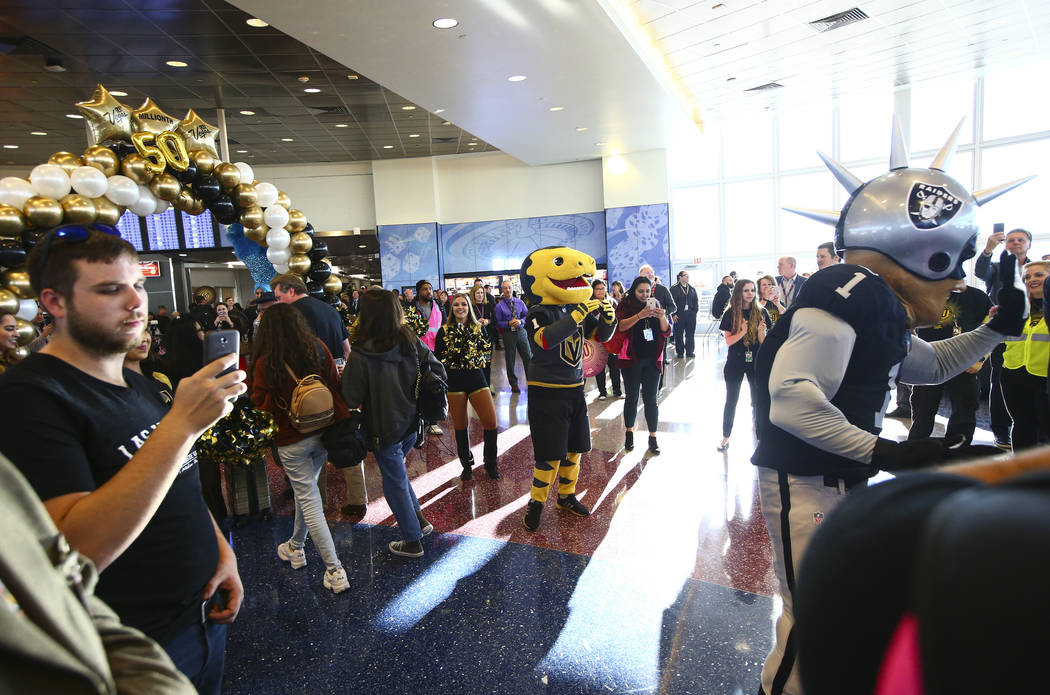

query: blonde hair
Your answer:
[445,292,480,326]
[1022,261,1050,275]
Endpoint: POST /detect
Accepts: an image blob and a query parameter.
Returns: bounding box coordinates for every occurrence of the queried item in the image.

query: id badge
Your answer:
[745,349,753,363]
[683,304,689,312]
[642,327,654,342]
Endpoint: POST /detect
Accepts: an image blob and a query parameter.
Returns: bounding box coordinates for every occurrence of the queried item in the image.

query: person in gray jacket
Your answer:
[0,453,194,694]
[341,289,447,559]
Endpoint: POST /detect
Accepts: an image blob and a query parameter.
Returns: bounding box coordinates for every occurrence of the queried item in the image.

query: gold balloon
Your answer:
[232,183,257,208]
[275,191,291,209]
[323,275,343,295]
[48,151,83,175]
[240,206,264,230]
[75,84,132,144]
[13,345,29,361]
[289,231,313,254]
[0,204,26,238]
[121,153,155,184]
[244,223,268,246]
[177,109,220,156]
[61,194,98,225]
[93,197,123,226]
[14,318,35,346]
[214,163,241,190]
[1,269,32,298]
[172,189,205,214]
[24,197,63,228]
[149,174,182,202]
[82,145,120,177]
[0,288,17,314]
[285,209,307,233]
[288,253,311,275]
[185,197,206,216]
[190,149,217,174]
[130,97,178,135]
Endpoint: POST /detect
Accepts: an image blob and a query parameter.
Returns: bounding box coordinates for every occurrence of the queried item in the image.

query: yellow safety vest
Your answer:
[1003,314,1050,377]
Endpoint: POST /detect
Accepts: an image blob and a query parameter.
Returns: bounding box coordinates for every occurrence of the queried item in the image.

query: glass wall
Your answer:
[670,63,1050,286]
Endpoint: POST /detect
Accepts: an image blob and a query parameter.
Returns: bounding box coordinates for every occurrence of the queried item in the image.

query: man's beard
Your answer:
[67,304,142,357]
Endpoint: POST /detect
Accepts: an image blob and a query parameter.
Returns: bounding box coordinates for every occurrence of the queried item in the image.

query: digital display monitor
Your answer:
[144,208,180,251]
[115,211,143,251]
[182,210,216,249]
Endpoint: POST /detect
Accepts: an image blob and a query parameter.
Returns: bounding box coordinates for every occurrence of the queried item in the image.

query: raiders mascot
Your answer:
[519,247,617,532]
[753,117,1032,695]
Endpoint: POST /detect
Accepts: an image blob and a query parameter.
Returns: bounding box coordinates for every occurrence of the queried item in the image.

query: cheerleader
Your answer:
[435,293,501,480]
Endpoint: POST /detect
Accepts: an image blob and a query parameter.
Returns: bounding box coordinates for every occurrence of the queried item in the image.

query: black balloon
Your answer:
[21,229,46,251]
[306,280,324,299]
[174,160,198,185]
[0,238,26,267]
[194,175,221,203]
[308,261,331,284]
[326,293,341,306]
[307,239,328,262]
[209,194,239,225]
[303,223,314,235]
[106,140,136,160]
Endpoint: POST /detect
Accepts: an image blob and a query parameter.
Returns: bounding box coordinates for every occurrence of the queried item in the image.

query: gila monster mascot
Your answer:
[753,116,1033,695]
[520,247,617,532]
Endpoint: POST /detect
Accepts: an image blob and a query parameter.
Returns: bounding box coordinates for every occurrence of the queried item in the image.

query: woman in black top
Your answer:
[615,276,672,454]
[435,293,500,480]
[758,275,785,325]
[470,284,495,389]
[718,279,771,452]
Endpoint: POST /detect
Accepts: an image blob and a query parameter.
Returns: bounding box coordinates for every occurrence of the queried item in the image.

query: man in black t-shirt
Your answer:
[271,273,350,364]
[0,225,247,695]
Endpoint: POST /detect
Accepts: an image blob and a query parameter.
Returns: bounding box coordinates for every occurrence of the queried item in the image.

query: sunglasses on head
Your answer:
[34,223,122,285]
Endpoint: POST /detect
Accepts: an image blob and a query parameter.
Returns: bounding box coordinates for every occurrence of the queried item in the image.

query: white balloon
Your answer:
[266,246,290,265]
[255,182,278,208]
[274,263,290,274]
[129,185,157,217]
[0,177,35,210]
[105,175,140,206]
[234,162,254,183]
[263,204,289,230]
[153,198,170,215]
[29,164,71,200]
[69,166,108,199]
[266,228,290,250]
[16,299,37,322]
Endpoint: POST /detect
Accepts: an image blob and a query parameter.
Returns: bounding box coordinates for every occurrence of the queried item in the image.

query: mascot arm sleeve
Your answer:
[898,325,1004,386]
[530,312,580,350]
[768,308,879,464]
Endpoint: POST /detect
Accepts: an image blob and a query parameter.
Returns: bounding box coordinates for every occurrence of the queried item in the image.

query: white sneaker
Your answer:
[324,567,349,594]
[427,424,443,436]
[277,541,306,569]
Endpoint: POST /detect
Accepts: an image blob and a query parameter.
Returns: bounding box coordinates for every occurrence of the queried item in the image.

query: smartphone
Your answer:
[203,329,239,377]
[646,297,658,310]
[993,222,1004,235]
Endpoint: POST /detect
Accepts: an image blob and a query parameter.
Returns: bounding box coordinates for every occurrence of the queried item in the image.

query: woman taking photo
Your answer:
[470,284,496,388]
[717,279,771,452]
[1000,261,1050,451]
[757,275,786,325]
[591,279,621,400]
[615,276,672,454]
[436,293,500,480]
[342,289,446,558]
[252,303,350,593]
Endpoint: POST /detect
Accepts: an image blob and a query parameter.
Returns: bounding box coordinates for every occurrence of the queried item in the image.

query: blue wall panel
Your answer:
[605,204,671,288]
[377,223,440,291]
[439,212,607,275]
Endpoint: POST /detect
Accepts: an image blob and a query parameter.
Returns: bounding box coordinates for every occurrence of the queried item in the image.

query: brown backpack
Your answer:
[283,363,335,433]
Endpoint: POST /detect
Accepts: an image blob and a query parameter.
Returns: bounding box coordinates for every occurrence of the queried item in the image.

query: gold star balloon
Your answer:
[177,109,220,156]
[131,98,178,135]
[75,84,133,144]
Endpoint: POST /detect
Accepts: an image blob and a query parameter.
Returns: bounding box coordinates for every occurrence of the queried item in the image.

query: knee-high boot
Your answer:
[455,429,474,481]
[483,428,499,479]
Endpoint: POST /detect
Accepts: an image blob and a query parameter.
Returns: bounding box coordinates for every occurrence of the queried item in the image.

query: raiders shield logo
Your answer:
[908,182,962,230]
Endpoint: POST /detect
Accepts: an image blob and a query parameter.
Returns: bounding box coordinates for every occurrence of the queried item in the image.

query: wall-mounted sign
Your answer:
[139,261,161,277]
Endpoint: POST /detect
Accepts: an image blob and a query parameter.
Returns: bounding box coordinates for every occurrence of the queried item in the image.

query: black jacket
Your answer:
[711,285,731,318]
[652,282,677,316]
[670,283,699,315]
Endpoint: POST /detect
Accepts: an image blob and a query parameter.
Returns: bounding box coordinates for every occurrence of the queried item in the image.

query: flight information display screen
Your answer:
[182,210,216,249]
[144,209,180,251]
[115,211,143,251]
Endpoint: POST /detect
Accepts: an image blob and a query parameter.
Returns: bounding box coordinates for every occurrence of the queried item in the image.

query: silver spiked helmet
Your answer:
[786,116,1034,281]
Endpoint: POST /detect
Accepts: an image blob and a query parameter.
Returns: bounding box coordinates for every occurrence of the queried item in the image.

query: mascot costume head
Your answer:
[520,246,597,306]
[787,116,1032,326]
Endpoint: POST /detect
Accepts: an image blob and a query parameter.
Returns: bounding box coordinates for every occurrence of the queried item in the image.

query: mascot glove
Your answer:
[599,300,616,325]
[571,299,603,325]
[987,249,1029,336]
[871,437,949,472]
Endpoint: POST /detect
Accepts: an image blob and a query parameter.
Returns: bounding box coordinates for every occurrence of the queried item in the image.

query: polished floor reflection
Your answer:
[223,333,985,694]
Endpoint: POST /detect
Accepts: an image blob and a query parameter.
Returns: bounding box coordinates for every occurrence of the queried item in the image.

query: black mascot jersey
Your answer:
[751,264,910,481]
[525,304,611,390]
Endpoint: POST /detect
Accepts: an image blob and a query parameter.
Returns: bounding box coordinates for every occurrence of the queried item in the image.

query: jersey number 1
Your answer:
[834,272,866,299]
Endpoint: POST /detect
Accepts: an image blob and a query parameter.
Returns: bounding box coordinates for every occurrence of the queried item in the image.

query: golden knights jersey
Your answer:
[524,304,615,389]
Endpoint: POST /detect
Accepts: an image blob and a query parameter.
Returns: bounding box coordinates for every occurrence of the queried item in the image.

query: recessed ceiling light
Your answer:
[109,90,128,97]
[409,133,420,138]
[30,131,47,136]
[281,137,293,142]
[179,253,188,257]
[549,106,565,112]
[246,18,269,27]
[304,87,321,93]
[3,145,17,149]
[65,113,83,119]
[383,145,394,149]
[441,121,452,126]
[434,108,445,114]
[297,75,310,83]
[401,105,416,110]
[239,110,255,115]
[507,75,527,82]
[358,244,367,248]
[335,123,349,128]
[595,141,607,146]
[236,149,248,153]
[433,18,459,29]
[467,142,478,146]
[346,74,359,80]
[166,60,188,67]
[575,126,588,132]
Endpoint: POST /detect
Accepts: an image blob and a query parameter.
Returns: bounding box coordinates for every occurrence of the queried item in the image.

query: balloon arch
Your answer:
[0,84,345,357]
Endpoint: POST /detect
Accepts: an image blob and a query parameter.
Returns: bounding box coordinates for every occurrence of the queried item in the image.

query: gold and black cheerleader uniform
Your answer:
[435,323,492,394]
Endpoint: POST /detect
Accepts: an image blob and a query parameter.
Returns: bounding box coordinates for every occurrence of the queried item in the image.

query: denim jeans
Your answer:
[372,432,424,541]
[278,434,341,570]
[502,328,532,386]
[163,616,227,695]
